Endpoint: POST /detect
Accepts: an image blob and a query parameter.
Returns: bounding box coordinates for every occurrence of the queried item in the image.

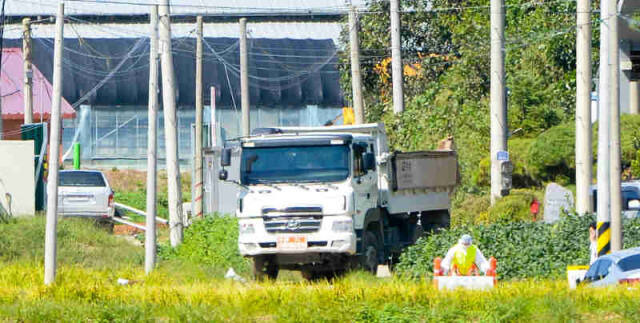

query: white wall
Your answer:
[0,141,35,217]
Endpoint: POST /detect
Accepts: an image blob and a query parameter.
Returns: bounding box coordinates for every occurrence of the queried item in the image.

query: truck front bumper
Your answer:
[237,215,357,256]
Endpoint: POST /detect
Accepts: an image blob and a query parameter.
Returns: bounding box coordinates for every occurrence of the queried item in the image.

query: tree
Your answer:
[340,0,588,191]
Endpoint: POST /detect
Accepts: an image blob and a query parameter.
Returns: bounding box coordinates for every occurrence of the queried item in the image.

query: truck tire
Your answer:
[360,231,380,274]
[252,256,278,281]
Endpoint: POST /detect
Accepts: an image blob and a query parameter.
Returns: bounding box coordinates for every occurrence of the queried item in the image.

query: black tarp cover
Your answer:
[4,37,343,108]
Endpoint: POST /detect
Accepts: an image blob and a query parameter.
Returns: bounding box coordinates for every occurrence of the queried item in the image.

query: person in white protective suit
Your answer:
[441,234,490,276]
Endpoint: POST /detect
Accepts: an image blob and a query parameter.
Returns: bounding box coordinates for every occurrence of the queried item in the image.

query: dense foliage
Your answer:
[398,214,640,280]
[159,215,251,275]
[471,115,640,187]
[340,0,595,192]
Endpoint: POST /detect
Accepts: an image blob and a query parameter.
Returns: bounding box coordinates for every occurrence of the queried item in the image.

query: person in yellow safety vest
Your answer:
[441,234,490,276]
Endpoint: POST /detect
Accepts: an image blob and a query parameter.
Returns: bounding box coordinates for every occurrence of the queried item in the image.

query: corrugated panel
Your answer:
[4,22,344,43]
[8,0,366,17]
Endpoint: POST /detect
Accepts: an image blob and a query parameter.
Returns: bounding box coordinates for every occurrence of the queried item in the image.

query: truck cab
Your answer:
[219,123,456,280]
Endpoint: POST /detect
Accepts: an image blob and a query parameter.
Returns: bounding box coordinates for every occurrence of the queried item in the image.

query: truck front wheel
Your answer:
[360,231,379,274]
[252,256,278,281]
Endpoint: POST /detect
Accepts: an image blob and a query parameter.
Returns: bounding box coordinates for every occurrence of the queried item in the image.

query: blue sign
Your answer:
[497,150,509,161]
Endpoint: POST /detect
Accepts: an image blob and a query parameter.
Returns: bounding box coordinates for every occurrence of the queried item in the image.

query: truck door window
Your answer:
[353,143,366,177]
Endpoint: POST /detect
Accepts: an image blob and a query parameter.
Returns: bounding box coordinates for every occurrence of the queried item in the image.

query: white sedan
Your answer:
[57,170,115,221]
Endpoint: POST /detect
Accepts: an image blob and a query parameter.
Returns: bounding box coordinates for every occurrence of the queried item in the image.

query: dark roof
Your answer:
[3,37,344,108]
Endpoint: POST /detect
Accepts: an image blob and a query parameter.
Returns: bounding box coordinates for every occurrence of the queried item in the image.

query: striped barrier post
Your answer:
[597,221,611,256]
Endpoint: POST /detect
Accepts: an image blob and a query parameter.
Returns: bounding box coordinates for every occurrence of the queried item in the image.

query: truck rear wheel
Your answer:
[252,256,278,281]
[360,231,379,274]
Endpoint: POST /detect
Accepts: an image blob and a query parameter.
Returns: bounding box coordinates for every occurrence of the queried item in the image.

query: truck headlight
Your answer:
[332,220,353,232]
[239,222,255,234]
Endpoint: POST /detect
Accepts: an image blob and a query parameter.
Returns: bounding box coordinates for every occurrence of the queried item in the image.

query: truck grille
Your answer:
[262,207,323,233]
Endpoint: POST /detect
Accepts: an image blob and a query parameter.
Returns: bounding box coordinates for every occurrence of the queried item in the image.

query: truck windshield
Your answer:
[241,145,350,184]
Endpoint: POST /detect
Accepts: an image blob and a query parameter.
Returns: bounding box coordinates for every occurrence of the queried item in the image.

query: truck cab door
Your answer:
[352,143,377,219]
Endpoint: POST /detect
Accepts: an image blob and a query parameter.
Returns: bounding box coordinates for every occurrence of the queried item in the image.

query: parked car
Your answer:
[579,247,640,287]
[58,170,115,222]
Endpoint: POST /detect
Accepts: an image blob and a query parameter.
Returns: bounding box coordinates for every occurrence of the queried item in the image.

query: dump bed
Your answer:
[392,150,458,191]
[385,150,458,214]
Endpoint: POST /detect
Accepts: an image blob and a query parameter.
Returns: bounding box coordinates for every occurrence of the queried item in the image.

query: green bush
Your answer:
[159,215,250,275]
[452,189,542,227]
[451,193,490,227]
[484,189,543,224]
[473,115,640,188]
[397,214,640,280]
[526,123,575,184]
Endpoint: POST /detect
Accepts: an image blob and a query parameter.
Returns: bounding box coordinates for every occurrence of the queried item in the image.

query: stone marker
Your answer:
[543,182,574,223]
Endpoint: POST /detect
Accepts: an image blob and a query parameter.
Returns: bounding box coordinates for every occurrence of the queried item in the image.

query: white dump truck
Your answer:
[218,123,458,280]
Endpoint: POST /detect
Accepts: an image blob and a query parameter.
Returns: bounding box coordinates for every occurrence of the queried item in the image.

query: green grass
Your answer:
[3,215,640,321]
[1,264,640,321]
[0,216,143,269]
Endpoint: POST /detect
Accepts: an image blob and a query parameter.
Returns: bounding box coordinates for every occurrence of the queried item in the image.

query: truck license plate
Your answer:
[277,235,307,250]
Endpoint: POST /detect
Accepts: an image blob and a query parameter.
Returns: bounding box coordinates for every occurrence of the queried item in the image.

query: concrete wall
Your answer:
[0,140,35,216]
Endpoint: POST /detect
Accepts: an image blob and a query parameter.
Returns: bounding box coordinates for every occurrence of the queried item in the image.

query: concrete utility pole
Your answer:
[44,2,64,285]
[159,0,183,247]
[194,16,204,218]
[145,5,159,274]
[575,0,592,215]
[349,6,364,124]
[631,81,639,115]
[490,0,507,205]
[596,0,611,257]
[23,17,33,125]
[390,0,404,114]
[609,0,622,252]
[239,18,250,137]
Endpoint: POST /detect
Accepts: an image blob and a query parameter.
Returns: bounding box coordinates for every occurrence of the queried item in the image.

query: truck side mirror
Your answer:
[218,169,228,181]
[363,152,375,171]
[221,147,231,167]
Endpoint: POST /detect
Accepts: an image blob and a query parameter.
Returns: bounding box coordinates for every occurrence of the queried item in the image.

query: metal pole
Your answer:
[239,18,250,137]
[390,0,404,114]
[349,6,364,124]
[194,16,204,218]
[44,1,64,285]
[575,0,592,215]
[210,86,217,147]
[609,0,622,252]
[490,0,507,205]
[159,0,183,247]
[596,0,611,257]
[23,17,33,125]
[631,81,639,115]
[145,5,159,274]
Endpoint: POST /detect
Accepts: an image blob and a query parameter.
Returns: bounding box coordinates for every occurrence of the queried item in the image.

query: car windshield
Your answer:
[241,145,350,184]
[59,172,106,187]
[618,254,640,272]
